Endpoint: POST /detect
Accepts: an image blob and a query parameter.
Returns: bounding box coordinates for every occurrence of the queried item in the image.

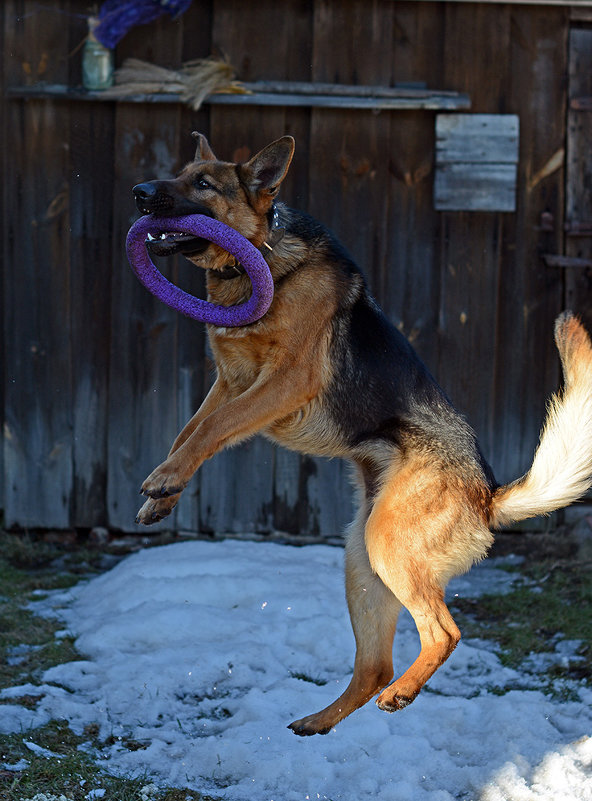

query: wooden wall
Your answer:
[1,1,591,537]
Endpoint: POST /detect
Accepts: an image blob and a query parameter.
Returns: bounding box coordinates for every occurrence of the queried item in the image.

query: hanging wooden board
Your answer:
[434,114,519,212]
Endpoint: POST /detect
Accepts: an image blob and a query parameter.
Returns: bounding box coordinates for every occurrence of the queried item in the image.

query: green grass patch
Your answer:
[0,719,219,800]
[0,535,89,692]
[450,559,592,683]
[290,671,328,686]
[0,533,221,801]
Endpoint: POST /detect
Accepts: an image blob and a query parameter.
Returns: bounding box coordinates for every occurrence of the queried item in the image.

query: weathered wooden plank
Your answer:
[68,99,115,527]
[199,439,275,534]
[438,3,511,462]
[304,457,354,538]
[272,447,303,535]
[242,80,468,100]
[306,0,398,537]
[490,5,567,491]
[173,356,207,532]
[571,6,592,21]
[3,1,73,528]
[438,210,504,451]
[212,91,470,110]
[570,96,592,111]
[213,0,313,84]
[0,4,5,513]
[436,114,519,163]
[209,0,314,209]
[168,190,210,533]
[200,0,313,535]
[310,0,395,287]
[384,2,446,369]
[171,0,213,532]
[434,162,518,211]
[194,108,291,535]
[8,83,471,111]
[565,27,592,332]
[416,0,592,5]
[212,88,468,110]
[67,6,114,527]
[106,21,183,532]
[545,255,592,269]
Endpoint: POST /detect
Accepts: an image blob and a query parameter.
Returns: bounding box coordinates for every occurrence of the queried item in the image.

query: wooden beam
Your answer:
[7,82,471,111]
[544,254,592,268]
[414,0,592,6]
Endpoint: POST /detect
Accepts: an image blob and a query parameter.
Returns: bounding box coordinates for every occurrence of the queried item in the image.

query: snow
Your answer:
[0,758,30,772]
[85,790,106,800]
[23,740,63,759]
[2,539,591,801]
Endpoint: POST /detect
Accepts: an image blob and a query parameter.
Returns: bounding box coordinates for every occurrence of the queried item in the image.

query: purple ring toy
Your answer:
[126,214,274,326]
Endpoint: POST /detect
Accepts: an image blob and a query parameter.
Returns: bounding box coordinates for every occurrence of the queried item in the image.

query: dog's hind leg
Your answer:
[364,457,491,712]
[289,499,402,736]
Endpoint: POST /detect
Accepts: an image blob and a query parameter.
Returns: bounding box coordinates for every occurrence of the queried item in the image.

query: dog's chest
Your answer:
[209,329,278,392]
[265,403,346,458]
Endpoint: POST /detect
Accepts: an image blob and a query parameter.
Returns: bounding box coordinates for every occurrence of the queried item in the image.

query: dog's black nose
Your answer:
[133,182,176,215]
[132,183,157,201]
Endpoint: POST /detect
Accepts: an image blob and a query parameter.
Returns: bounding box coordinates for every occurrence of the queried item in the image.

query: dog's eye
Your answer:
[195,177,212,190]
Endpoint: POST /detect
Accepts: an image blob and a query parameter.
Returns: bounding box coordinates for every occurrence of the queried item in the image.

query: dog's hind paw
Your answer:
[375,687,415,712]
[136,495,179,525]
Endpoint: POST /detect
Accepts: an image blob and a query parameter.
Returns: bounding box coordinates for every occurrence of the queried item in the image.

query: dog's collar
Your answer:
[211,204,284,280]
[215,262,247,280]
[263,204,285,251]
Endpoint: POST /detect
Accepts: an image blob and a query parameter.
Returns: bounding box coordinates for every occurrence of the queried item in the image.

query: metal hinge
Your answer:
[570,97,592,111]
[565,220,592,237]
[537,213,592,237]
[543,254,592,269]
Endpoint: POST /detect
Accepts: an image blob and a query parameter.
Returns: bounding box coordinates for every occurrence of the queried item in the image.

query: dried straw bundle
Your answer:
[103,57,247,109]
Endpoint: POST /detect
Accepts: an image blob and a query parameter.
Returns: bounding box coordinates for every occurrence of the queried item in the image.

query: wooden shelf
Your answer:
[7,82,471,112]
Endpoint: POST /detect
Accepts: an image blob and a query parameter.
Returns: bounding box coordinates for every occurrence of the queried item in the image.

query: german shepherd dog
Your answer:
[133,133,592,735]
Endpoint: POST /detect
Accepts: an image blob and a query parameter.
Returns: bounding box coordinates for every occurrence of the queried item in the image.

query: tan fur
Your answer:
[491,313,592,527]
[135,137,592,736]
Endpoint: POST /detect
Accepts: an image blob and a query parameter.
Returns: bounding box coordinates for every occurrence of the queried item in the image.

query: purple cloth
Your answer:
[126,214,274,326]
[95,0,193,49]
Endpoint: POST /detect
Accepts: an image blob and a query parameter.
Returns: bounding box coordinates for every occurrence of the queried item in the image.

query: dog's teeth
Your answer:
[160,233,167,240]
[147,233,155,241]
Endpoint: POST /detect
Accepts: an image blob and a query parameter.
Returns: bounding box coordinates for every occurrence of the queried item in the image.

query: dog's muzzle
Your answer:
[132,182,180,215]
[132,182,212,257]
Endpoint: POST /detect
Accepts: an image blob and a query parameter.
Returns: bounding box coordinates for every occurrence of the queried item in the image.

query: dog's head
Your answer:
[132,133,295,271]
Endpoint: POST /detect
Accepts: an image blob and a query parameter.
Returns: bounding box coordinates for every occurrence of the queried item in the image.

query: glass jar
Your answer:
[82,16,114,90]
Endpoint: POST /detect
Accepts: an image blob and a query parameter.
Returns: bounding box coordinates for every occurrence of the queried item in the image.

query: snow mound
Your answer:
[3,540,591,801]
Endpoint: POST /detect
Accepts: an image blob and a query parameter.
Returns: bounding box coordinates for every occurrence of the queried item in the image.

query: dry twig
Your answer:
[103,57,248,109]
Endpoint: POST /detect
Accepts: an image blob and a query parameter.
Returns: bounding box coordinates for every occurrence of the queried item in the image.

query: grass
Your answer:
[0,529,591,797]
[0,537,93,694]
[290,671,328,686]
[0,531,220,801]
[0,718,217,799]
[449,552,592,694]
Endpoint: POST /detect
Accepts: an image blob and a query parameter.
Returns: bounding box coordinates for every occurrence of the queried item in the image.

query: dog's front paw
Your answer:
[141,457,190,499]
[136,495,179,525]
[287,713,333,737]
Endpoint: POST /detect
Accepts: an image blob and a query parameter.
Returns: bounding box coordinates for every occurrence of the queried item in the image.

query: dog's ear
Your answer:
[192,131,217,162]
[239,136,295,196]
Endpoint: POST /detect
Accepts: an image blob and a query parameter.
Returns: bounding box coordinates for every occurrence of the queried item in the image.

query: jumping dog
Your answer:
[132,133,592,735]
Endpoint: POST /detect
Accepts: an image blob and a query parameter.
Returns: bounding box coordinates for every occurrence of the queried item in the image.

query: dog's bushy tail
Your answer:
[490,312,592,529]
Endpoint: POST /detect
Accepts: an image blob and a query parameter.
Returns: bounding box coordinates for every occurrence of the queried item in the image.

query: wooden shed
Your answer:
[1,0,591,538]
